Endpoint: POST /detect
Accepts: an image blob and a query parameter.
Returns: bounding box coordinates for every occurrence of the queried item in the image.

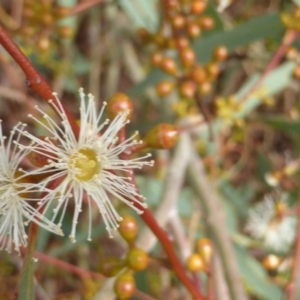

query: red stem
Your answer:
[137,205,205,300]
[238,29,298,105]
[0,24,80,139]
[119,127,204,299]
[35,251,103,280]
[70,0,105,15]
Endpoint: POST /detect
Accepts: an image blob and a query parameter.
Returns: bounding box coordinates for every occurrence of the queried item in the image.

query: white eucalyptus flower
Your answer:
[0,122,62,253]
[245,194,296,253]
[20,89,154,242]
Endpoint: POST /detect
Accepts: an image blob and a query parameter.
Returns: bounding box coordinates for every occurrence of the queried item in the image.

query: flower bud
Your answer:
[144,124,178,149]
[191,0,207,14]
[38,37,50,52]
[164,0,179,10]
[262,254,280,276]
[206,62,220,78]
[196,238,213,265]
[191,65,207,84]
[156,81,175,97]
[179,80,196,98]
[293,65,300,79]
[170,14,186,29]
[107,93,133,120]
[41,13,54,26]
[180,47,196,69]
[151,51,163,67]
[187,22,201,38]
[286,47,298,60]
[186,253,206,272]
[199,81,212,95]
[213,46,228,61]
[199,16,215,30]
[99,257,125,277]
[175,37,190,50]
[126,248,149,271]
[114,271,136,300]
[160,57,178,76]
[118,215,139,242]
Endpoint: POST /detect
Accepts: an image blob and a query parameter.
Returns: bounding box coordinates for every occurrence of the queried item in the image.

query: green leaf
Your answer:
[219,181,254,219]
[234,245,282,300]
[118,0,159,32]
[194,13,283,63]
[18,255,35,300]
[263,116,300,134]
[235,61,296,117]
[177,187,194,217]
[293,0,300,7]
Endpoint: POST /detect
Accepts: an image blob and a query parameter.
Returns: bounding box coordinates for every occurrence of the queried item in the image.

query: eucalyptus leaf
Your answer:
[263,116,300,134]
[293,0,300,7]
[235,245,282,300]
[118,0,159,31]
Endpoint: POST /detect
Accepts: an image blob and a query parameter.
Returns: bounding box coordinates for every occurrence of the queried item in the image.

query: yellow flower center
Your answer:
[70,148,100,181]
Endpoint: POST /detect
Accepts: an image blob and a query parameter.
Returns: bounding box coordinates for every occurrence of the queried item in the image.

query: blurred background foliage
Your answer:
[1,0,300,299]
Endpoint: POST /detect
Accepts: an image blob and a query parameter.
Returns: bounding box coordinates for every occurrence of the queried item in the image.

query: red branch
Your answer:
[119,126,205,300]
[137,205,206,300]
[35,251,103,280]
[70,0,105,16]
[238,29,298,105]
[0,24,80,139]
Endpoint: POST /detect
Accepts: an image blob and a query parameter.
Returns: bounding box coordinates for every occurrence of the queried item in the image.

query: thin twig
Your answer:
[186,135,248,300]
[0,24,80,139]
[238,29,298,105]
[212,253,230,300]
[138,133,191,250]
[136,205,206,299]
[35,251,103,280]
[136,133,205,299]
[70,0,105,16]
[286,190,300,300]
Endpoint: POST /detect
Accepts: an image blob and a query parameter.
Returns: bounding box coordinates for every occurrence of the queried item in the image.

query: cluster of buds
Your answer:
[18,0,73,52]
[186,237,213,273]
[139,0,229,117]
[99,215,149,299]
